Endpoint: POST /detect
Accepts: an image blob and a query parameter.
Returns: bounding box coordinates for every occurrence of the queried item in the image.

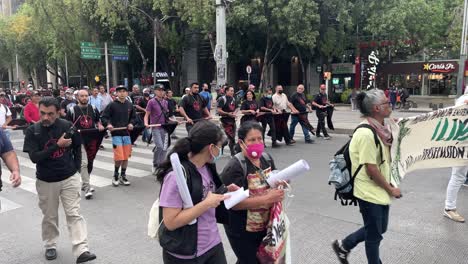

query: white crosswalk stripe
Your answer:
[0,196,21,213]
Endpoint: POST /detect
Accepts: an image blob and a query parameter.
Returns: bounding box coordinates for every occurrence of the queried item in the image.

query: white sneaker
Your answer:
[112,177,119,187]
[444,209,465,223]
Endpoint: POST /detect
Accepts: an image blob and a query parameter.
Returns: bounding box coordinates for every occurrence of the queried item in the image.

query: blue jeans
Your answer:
[342,199,389,264]
[152,128,168,168]
[289,115,310,141]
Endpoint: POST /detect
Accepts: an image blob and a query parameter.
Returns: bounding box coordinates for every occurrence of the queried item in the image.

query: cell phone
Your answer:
[214,185,228,195]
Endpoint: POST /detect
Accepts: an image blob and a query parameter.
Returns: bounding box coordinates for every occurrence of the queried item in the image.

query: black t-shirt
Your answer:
[290,92,308,112]
[66,105,101,144]
[22,118,81,182]
[60,99,77,113]
[217,96,236,120]
[220,155,276,235]
[314,93,328,107]
[179,94,207,120]
[136,97,149,110]
[259,96,274,112]
[241,100,259,112]
[167,98,177,116]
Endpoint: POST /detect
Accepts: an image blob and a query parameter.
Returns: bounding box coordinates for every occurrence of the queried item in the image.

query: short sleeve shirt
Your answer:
[179,94,207,120]
[159,166,221,259]
[272,93,289,111]
[350,121,392,205]
[290,92,308,112]
[220,155,276,234]
[146,98,168,125]
[259,96,274,111]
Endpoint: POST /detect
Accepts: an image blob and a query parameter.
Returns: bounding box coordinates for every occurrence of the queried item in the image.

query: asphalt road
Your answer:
[0,123,467,264]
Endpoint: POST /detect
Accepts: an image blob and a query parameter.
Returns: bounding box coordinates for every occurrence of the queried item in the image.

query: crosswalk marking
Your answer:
[0,196,21,213]
[97,150,154,165]
[101,142,154,155]
[16,156,113,188]
[92,160,150,178]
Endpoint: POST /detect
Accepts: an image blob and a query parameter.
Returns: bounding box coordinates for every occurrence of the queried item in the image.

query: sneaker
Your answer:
[45,248,57,260]
[99,145,104,150]
[119,175,131,186]
[83,186,93,200]
[324,136,331,140]
[305,139,315,144]
[463,178,468,187]
[272,142,280,148]
[85,190,93,200]
[112,176,119,187]
[76,251,96,263]
[444,209,465,222]
[290,139,296,144]
[152,166,158,176]
[332,240,349,264]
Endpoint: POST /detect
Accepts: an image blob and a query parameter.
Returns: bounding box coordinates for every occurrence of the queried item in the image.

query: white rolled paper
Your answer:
[169,153,196,224]
[267,159,310,187]
[224,187,250,210]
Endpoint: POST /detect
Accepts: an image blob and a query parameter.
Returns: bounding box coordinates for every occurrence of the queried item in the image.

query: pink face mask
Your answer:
[243,142,264,159]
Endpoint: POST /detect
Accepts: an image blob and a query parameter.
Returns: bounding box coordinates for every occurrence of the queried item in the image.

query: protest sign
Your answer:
[391,105,468,185]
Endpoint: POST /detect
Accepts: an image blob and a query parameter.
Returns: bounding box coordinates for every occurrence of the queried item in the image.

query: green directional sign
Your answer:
[80,42,102,60]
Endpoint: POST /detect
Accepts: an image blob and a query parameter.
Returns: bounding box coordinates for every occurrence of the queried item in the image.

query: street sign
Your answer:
[112,56,128,60]
[80,42,101,60]
[246,65,252,74]
[110,45,129,61]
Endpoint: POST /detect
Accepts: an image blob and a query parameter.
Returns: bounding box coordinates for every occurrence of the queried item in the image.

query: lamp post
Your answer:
[456,0,468,96]
[126,3,175,86]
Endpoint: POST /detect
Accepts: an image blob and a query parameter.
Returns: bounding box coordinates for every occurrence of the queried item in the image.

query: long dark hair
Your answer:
[156,120,225,182]
[234,121,264,153]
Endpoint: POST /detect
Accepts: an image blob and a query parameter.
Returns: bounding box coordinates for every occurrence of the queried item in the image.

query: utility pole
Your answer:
[153,18,158,86]
[105,42,110,91]
[456,0,468,96]
[215,0,228,88]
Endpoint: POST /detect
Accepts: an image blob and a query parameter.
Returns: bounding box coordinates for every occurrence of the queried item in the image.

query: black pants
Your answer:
[326,106,335,130]
[162,243,227,264]
[260,117,276,143]
[342,199,389,264]
[225,228,266,264]
[316,111,329,137]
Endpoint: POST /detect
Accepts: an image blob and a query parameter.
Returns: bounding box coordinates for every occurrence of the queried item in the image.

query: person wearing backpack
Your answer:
[220,121,285,264]
[332,89,401,264]
[156,120,238,264]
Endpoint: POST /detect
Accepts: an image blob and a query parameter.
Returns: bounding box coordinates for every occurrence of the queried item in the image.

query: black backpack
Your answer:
[329,124,383,206]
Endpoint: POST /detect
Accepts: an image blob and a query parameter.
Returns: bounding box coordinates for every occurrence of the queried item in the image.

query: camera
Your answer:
[64,126,77,139]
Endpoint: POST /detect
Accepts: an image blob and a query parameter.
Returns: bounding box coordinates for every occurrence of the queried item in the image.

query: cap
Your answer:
[185,87,190,92]
[115,85,128,91]
[154,84,164,90]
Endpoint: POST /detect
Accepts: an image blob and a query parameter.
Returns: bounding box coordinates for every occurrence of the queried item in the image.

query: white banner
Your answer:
[391,105,468,185]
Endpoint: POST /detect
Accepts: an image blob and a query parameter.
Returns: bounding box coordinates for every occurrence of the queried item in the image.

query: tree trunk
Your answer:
[295,45,306,87]
[259,37,271,91]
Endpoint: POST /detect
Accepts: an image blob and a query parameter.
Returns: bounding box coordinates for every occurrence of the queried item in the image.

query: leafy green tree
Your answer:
[228,0,320,89]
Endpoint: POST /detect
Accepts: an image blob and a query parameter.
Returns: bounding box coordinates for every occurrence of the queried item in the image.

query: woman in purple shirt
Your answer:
[156,120,239,264]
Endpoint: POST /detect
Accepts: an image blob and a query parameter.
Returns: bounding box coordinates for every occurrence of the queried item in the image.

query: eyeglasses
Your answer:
[379,101,391,106]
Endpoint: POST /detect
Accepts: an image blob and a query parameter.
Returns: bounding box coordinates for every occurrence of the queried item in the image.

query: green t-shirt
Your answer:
[350,121,392,205]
